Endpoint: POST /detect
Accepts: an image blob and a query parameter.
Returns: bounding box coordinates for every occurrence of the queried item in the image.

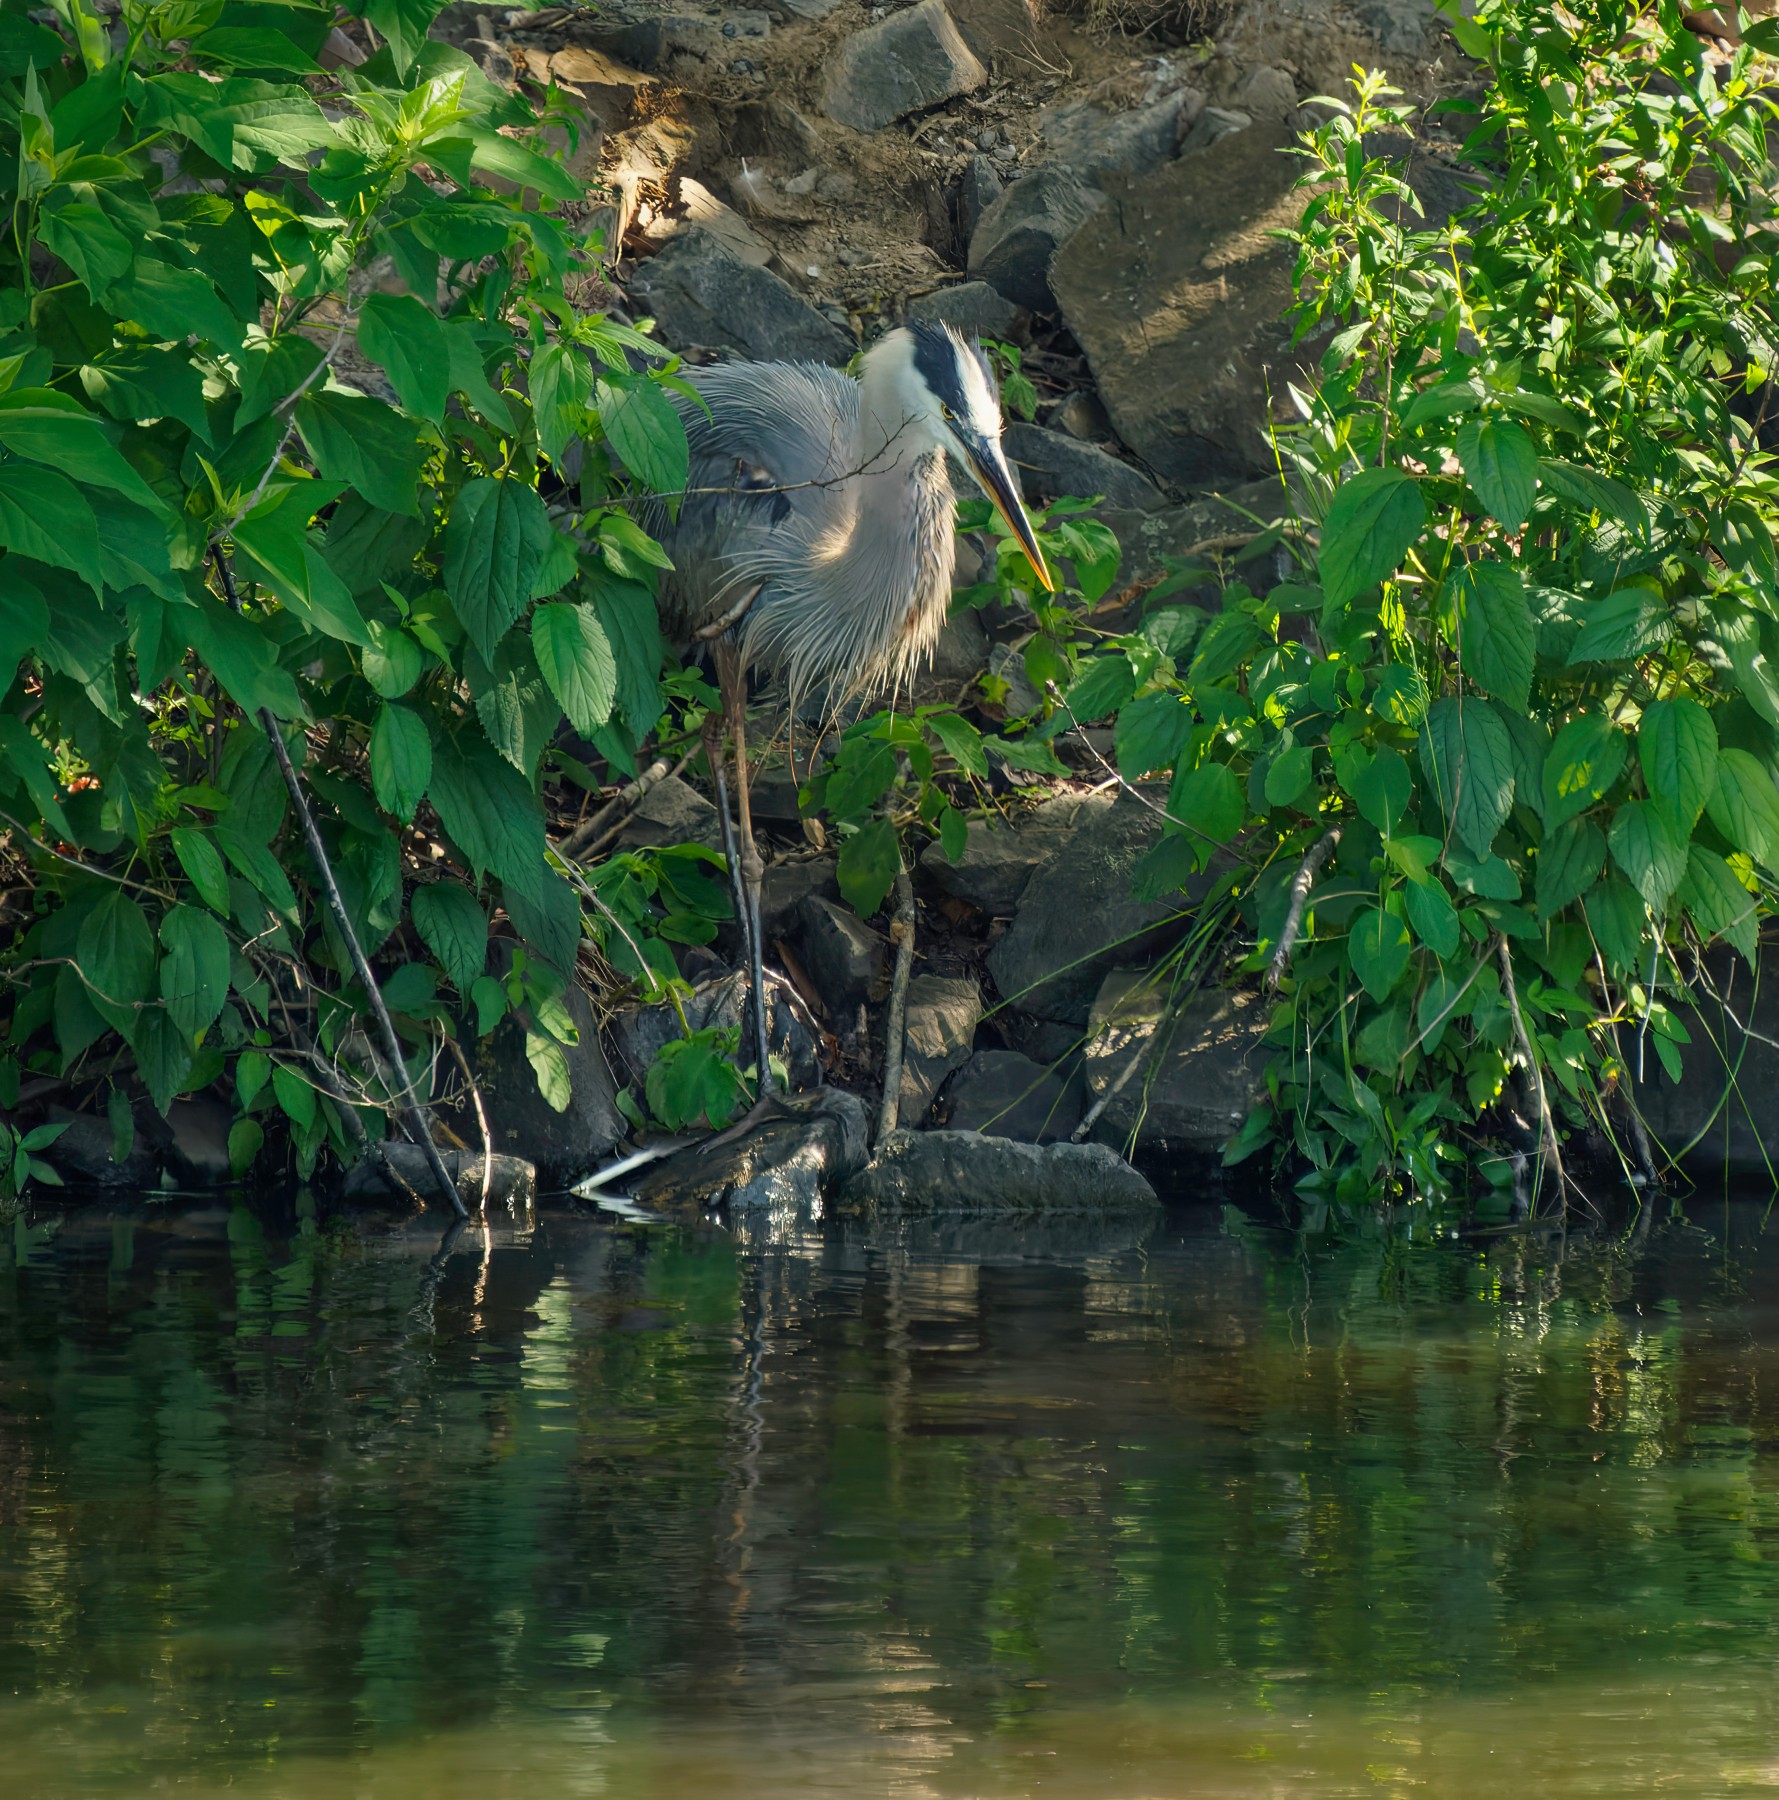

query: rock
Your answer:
[1038,86,1203,185]
[628,227,853,364]
[637,177,773,266]
[33,1106,158,1188]
[614,772,723,850]
[1355,0,1437,53]
[942,1048,1082,1142]
[986,641,1043,718]
[1051,389,1112,441]
[759,857,839,945]
[607,970,822,1093]
[1095,476,1299,583]
[557,3,771,72]
[1083,975,1266,1151]
[1176,105,1252,158]
[908,280,1022,341]
[1002,422,1167,512]
[1050,119,1307,486]
[1237,65,1300,121]
[798,896,889,1015]
[968,167,1104,313]
[635,1087,872,1209]
[345,1147,538,1212]
[918,791,1098,916]
[836,1130,1156,1212]
[957,154,1002,244]
[766,0,844,16]
[985,793,1189,1026]
[927,608,990,684]
[822,0,986,134]
[475,986,626,1188]
[899,975,980,1120]
[160,1094,235,1184]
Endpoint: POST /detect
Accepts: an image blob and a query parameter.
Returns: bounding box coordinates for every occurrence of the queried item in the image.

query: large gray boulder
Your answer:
[1083,974,1267,1153]
[822,0,985,133]
[635,1088,872,1210]
[908,279,1021,342]
[1037,87,1204,184]
[985,793,1188,1026]
[628,226,852,363]
[1003,422,1167,512]
[919,791,1099,916]
[967,167,1104,313]
[837,1129,1156,1212]
[942,1048,1082,1142]
[1049,118,1307,486]
[898,975,980,1120]
[798,895,888,1016]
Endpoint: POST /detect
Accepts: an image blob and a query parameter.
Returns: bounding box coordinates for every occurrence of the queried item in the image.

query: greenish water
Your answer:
[4,1194,1779,1797]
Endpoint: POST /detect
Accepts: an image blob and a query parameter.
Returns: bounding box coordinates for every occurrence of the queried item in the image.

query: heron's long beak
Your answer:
[964,435,1056,593]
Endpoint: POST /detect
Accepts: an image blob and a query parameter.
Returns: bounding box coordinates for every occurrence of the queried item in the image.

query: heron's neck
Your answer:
[858,353,947,474]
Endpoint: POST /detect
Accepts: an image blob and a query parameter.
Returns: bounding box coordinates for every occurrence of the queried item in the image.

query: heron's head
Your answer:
[871,324,1056,593]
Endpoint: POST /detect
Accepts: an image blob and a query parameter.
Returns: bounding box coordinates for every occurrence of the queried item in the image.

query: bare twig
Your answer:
[555,746,698,863]
[444,1033,494,1215]
[212,549,466,1220]
[1267,828,1341,991]
[1497,931,1571,1209]
[876,864,916,1141]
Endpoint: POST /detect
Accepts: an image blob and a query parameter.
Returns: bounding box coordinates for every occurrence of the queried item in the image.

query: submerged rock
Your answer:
[346,1147,539,1213]
[822,0,986,133]
[837,1129,1156,1212]
[634,1087,871,1209]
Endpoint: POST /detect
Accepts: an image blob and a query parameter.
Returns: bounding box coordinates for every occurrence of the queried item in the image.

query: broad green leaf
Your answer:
[1416,969,1468,1054]
[104,259,243,351]
[234,500,373,647]
[428,731,547,886]
[362,619,422,698]
[0,388,165,511]
[525,1028,572,1112]
[133,1008,193,1116]
[1337,743,1411,833]
[137,72,337,172]
[158,904,229,1040]
[503,861,581,972]
[77,888,155,1024]
[181,592,305,719]
[1608,798,1688,911]
[370,703,431,822]
[236,1048,270,1109]
[0,712,72,839]
[1638,696,1717,830]
[357,292,450,422]
[1170,760,1244,844]
[1443,849,1520,899]
[1318,467,1424,609]
[530,342,593,465]
[1680,845,1757,963]
[1567,588,1672,663]
[928,710,987,778]
[412,882,488,993]
[171,826,230,915]
[597,376,691,500]
[1455,415,1539,532]
[533,600,617,735]
[217,827,299,921]
[1263,743,1315,808]
[838,815,900,917]
[470,974,508,1038]
[295,388,427,517]
[271,1062,316,1132]
[938,804,968,866]
[442,476,560,664]
[1543,710,1627,827]
[1453,559,1534,709]
[1063,652,1138,723]
[188,26,324,72]
[363,0,438,72]
[1115,691,1192,778]
[228,1118,264,1178]
[1349,906,1412,1001]
[1418,697,1514,856]
[0,570,48,691]
[1706,748,1779,868]
[0,464,102,590]
[1535,816,1605,919]
[80,345,211,440]
[1585,876,1645,976]
[469,636,559,777]
[1402,876,1459,957]
[986,734,1067,776]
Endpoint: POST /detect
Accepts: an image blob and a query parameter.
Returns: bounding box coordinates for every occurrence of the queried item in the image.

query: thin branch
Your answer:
[1267,828,1341,991]
[876,864,917,1141]
[554,745,696,862]
[444,1032,494,1215]
[1497,931,1572,1210]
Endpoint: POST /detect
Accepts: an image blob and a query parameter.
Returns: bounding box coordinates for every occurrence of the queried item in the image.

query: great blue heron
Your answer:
[658,322,1055,1095]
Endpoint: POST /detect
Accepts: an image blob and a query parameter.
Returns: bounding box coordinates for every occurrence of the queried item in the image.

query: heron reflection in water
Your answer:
[657,322,1054,1101]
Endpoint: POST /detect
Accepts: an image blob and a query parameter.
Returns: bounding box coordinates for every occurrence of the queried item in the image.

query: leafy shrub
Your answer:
[1064,2,1779,1203]
[0,0,692,1176]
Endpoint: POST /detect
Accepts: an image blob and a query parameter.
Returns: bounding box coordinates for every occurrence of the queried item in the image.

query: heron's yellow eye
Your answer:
[940,404,955,421]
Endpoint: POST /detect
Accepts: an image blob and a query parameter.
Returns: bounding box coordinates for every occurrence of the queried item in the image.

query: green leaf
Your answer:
[928,710,987,778]
[77,888,154,1026]
[181,592,305,719]
[469,636,559,777]
[0,570,49,693]
[1318,467,1424,609]
[1115,692,1192,778]
[1585,876,1646,977]
[598,376,690,500]
[1349,906,1412,1001]
[0,712,72,839]
[1453,560,1534,709]
[1063,652,1138,723]
[107,1087,133,1166]
[442,477,560,665]
[133,1008,193,1116]
[362,618,422,698]
[1419,697,1514,856]
[237,1048,270,1109]
[370,703,432,823]
[1608,798,1688,911]
[530,342,593,466]
[80,346,211,441]
[0,388,166,512]
[1568,589,1672,663]
[938,804,968,866]
[105,258,243,352]
[837,816,900,917]
[271,1062,316,1132]
[1680,846,1757,964]
[357,292,450,422]
[1263,743,1315,808]
[533,601,617,735]
[1638,697,1717,831]
[227,1117,264,1178]
[1455,415,1539,533]
[189,26,324,73]
[158,904,230,1040]
[470,974,508,1038]
[1171,759,1245,843]
[525,1028,572,1113]
[1706,748,1779,868]
[1337,744,1411,834]
[503,861,582,972]
[1543,710,1627,828]
[217,827,299,922]
[1443,849,1520,899]
[412,882,488,993]
[137,72,337,173]
[295,388,427,517]
[0,464,102,590]
[428,732,547,886]
[1402,876,1459,957]
[1535,817,1605,919]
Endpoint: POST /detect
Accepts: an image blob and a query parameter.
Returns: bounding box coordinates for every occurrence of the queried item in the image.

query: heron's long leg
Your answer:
[704,707,752,980]
[716,644,775,1097]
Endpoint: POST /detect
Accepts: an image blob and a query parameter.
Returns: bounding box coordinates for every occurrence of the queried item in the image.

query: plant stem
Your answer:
[876,864,916,1141]
[1267,828,1341,991]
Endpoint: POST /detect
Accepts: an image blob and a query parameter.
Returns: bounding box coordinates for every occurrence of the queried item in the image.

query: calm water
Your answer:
[4,1191,1779,1796]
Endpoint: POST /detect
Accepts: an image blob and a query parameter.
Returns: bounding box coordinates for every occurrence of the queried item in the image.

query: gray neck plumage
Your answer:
[739,362,958,710]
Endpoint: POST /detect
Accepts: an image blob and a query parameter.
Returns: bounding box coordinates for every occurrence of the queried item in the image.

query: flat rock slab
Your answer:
[1002,421,1166,513]
[837,1130,1156,1213]
[823,0,985,134]
[899,974,981,1121]
[628,226,852,364]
